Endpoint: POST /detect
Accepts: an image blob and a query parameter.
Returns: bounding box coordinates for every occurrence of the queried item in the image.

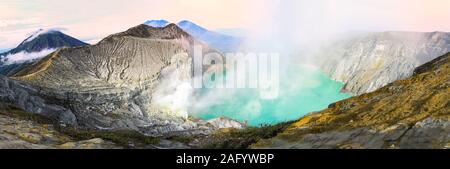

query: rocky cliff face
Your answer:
[0,75,77,125]
[318,32,450,95]
[253,52,450,149]
[0,24,243,137]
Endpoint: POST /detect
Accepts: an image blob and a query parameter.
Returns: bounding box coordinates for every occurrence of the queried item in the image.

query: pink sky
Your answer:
[1,0,449,48]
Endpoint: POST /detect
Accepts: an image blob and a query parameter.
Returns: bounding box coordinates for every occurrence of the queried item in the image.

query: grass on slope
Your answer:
[200,121,294,149]
[12,50,60,79]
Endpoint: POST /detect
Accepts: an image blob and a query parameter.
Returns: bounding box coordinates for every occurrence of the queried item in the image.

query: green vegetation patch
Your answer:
[57,127,160,148]
[201,121,294,149]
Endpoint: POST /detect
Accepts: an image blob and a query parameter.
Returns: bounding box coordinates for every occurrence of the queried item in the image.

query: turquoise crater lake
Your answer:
[190,65,351,126]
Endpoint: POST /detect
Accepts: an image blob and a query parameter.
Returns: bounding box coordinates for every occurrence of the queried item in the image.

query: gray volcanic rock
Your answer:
[2,24,225,136]
[207,117,247,129]
[0,76,77,125]
[0,106,120,149]
[264,118,449,149]
[318,31,450,95]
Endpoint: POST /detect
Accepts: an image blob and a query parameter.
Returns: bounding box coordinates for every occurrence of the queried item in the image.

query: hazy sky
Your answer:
[1,0,449,49]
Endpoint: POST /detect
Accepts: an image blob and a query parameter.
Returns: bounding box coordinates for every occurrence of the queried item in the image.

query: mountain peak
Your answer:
[177,20,207,32]
[3,29,87,55]
[144,19,170,28]
[0,28,87,76]
[177,20,193,26]
[141,19,242,52]
[177,20,197,25]
[22,29,61,44]
[104,24,192,42]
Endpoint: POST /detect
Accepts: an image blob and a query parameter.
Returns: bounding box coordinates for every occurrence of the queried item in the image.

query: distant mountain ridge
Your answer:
[0,29,88,76]
[144,19,242,52]
[1,29,87,56]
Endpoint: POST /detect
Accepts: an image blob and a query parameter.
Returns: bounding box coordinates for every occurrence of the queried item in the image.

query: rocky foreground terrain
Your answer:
[0,103,212,149]
[250,52,450,149]
[0,104,120,149]
[318,31,450,95]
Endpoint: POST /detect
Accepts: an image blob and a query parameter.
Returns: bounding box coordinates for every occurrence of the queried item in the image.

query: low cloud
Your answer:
[1,48,56,65]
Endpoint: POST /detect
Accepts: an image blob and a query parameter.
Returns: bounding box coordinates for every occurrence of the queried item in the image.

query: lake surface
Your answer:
[191,65,351,126]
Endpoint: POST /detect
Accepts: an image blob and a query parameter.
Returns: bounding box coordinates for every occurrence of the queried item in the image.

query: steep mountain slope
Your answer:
[0,24,238,136]
[177,20,242,52]
[3,29,87,54]
[254,52,450,149]
[144,20,242,52]
[318,32,450,95]
[0,29,88,76]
